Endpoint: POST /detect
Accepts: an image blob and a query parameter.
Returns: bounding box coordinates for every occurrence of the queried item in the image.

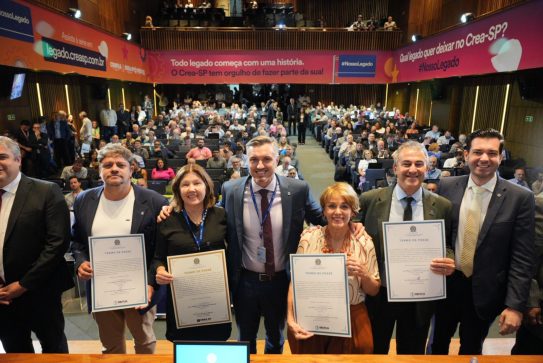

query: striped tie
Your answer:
[460,186,484,277]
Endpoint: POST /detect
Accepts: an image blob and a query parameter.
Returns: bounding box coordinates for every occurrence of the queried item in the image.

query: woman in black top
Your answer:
[150,164,231,341]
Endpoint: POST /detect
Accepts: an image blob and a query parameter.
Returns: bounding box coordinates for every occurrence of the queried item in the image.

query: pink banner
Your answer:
[147,50,394,84]
[392,0,543,83]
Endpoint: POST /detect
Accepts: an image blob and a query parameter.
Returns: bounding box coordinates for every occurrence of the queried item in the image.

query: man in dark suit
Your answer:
[46,110,73,170]
[512,192,543,354]
[430,129,535,355]
[286,98,298,136]
[358,140,455,354]
[221,135,325,354]
[71,143,168,354]
[0,136,73,353]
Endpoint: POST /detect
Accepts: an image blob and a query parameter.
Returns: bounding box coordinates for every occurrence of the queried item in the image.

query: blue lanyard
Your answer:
[249,178,279,239]
[182,208,208,250]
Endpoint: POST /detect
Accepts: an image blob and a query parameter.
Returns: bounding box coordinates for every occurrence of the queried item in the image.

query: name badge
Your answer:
[257,246,267,264]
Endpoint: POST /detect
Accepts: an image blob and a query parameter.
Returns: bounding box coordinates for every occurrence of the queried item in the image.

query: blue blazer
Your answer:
[221,175,324,296]
[439,175,535,320]
[71,185,168,312]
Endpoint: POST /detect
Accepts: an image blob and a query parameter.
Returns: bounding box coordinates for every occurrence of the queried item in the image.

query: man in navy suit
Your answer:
[72,144,167,354]
[221,135,325,354]
[430,129,535,355]
[46,110,73,170]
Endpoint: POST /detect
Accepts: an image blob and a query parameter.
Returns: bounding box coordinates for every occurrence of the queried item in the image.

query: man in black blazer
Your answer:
[358,141,455,354]
[71,144,168,354]
[430,129,535,355]
[0,136,73,353]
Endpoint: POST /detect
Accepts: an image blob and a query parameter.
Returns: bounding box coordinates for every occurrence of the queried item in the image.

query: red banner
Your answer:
[147,50,394,84]
[0,0,150,83]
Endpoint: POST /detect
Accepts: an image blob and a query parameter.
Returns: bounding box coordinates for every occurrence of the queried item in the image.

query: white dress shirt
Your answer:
[242,175,284,273]
[455,174,497,268]
[389,184,424,222]
[0,172,22,281]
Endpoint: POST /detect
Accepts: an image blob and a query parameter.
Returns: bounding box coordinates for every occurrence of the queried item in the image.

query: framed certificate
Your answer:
[290,253,351,337]
[167,250,231,329]
[89,234,148,312]
[383,220,447,302]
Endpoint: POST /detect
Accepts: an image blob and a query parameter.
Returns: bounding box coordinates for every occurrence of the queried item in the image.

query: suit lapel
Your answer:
[422,189,437,220]
[233,177,249,249]
[477,178,507,247]
[375,187,393,254]
[131,186,147,234]
[4,175,32,244]
[279,176,291,244]
[85,187,103,238]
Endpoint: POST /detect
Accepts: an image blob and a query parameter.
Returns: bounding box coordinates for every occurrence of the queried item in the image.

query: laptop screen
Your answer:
[174,341,250,363]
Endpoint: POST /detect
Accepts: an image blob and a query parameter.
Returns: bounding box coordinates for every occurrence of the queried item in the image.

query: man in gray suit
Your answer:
[221,135,324,354]
[358,140,455,354]
[430,129,535,355]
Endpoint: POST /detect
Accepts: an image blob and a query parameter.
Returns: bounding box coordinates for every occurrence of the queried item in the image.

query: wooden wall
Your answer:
[296,0,389,28]
[140,28,403,51]
[0,68,152,136]
[406,0,526,39]
[388,72,543,166]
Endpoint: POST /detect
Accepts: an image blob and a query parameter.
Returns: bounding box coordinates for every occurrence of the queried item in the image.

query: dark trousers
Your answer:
[53,138,70,170]
[430,271,493,355]
[365,286,431,354]
[233,271,289,354]
[288,118,297,136]
[0,290,68,353]
[512,325,543,355]
[297,123,306,144]
[101,126,117,143]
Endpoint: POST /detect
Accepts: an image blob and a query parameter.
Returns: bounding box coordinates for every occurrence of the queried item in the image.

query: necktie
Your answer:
[259,189,275,276]
[460,186,484,277]
[403,196,415,221]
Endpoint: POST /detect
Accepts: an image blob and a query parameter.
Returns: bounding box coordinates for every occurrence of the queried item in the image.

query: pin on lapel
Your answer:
[141,211,144,215]
[497,193,502,198]
[287,192,291,196]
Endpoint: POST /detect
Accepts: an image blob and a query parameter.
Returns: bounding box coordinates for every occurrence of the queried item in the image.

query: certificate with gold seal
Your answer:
[167,250,231,329]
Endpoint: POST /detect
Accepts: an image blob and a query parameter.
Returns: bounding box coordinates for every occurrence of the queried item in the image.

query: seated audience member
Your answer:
[123,132,136,147]
[149,140,172,159]
[151,164,231,341]
[225,157,248,179]
[136,178,148,188]
[423,181,439,193]
[440,170,452,178]
[443,149,464,168]
[426,156,442,180]
[508,167,530,189]
[437,130,455,146]
[376,140,391,159]
[131,159,148,185]
[357,150,377,190]
[349,14,368,31]
[532,171,543,194]
[228,144,248,168]
[425,125,441,141]
[275,156,297,177]
[383,15,397,30]
[427,143,442,159]
[180,127,194,140]
[60,158,88,182]
[287,182,380,354]
[65,176,83,210]
[132,139,150,160]
[185,0,194,8]
[207,149,227,169]
[151,158,175,181]
[144,15,154,28]
[186,138,212,160]
[287,168,298,179]
[229,171,241,180]
[406,122,419,135]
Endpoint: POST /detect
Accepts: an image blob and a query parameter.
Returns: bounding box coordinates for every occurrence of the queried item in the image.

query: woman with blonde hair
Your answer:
[287,182,380,354]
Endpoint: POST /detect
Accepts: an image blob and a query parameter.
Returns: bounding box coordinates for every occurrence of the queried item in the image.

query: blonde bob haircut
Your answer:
[171,164,216,212]
[319,182,360,214]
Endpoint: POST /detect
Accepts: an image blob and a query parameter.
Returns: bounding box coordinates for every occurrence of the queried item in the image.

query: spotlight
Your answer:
[460,12,474,23]
[275,23,286,30]
[68,8,81,19]
[122,32,132,41]
[411,34,422,42]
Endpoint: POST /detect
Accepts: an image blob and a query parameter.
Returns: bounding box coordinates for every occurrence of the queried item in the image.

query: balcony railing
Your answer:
[140,27,403,51]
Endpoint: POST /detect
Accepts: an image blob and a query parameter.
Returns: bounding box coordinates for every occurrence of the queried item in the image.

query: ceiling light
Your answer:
[122,32,132,41]
[411,34,422,42]
[460,12,474,23]
[68,8,81,19]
